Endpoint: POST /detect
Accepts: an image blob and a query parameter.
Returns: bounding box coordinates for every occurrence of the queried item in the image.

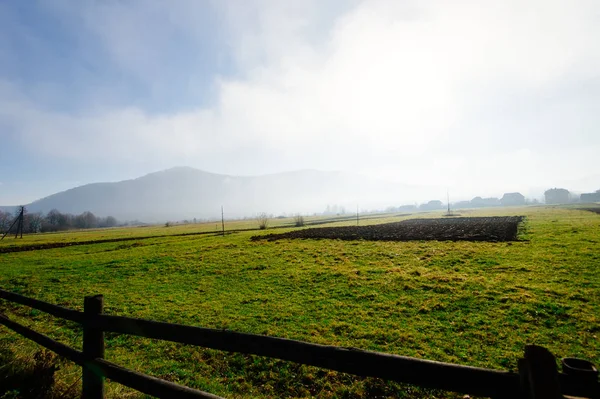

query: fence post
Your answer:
[518,345,562,399]
[83,295,105,399]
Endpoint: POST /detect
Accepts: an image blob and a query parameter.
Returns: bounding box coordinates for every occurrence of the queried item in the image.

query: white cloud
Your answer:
[2,0,600,198]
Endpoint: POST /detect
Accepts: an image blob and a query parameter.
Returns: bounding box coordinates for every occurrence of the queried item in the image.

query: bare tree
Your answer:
[45,209,70,231]
[104,216,118,227]
[27,212,43,233]
[74,212,97,229]
[0,211,11,233]
[294,214,305,227]
[256,213,269,230]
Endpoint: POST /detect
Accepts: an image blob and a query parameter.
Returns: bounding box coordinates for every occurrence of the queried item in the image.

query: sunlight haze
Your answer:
[1,0,599,207]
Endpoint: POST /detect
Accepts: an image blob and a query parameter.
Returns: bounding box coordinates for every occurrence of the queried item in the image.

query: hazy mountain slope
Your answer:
[24,167,423,222]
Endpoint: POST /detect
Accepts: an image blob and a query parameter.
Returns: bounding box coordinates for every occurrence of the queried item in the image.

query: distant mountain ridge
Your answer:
[23,167,422,222]
[0,206,17,214]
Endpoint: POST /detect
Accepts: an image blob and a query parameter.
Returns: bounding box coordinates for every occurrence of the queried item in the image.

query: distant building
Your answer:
[500,192,525,206]
[544,188,570,204]
[453,201,472,209]
[581,191,600,203]
[398,205,417,212]
[471,197,501,207]
[419,200,444,211]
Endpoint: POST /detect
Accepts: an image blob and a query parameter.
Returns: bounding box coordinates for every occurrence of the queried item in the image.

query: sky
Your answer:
[1,0,599,205]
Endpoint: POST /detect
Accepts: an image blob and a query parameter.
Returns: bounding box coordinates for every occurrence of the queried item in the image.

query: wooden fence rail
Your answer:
[0,288,597,399]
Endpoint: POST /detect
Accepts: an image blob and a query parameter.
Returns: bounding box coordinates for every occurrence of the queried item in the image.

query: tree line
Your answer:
[0,209,119,234]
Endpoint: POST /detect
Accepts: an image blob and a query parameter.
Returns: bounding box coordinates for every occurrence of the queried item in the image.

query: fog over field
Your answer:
[25,167,431,221]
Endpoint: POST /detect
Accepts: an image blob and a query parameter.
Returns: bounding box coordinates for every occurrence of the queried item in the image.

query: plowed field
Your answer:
[253,216,524,242]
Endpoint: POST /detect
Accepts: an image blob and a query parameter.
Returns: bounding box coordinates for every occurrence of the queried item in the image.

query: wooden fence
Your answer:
[0,288,597,399]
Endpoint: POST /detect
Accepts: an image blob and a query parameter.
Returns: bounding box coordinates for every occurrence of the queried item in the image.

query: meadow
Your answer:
[0,206,598,398]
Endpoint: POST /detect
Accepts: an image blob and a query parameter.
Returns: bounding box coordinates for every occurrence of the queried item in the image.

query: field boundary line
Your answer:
[0,230,226,254]
[0,212,414,253]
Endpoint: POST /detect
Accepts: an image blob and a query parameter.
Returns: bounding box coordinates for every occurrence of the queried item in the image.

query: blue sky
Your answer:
[1,1,235,202]
[1,0,599,205]
[1,1,231,112]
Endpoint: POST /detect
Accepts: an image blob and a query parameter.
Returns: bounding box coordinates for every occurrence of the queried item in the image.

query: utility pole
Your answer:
[221,206,225,236]
[447,190,450,214]
[14,209,20,238]
[356,205,359,226]
[17,207,23,238]
[20,206,24,238]
[1,206,24,241]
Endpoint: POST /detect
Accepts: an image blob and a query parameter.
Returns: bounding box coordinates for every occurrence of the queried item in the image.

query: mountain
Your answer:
[0,206,18,214]
[24,167,424,222]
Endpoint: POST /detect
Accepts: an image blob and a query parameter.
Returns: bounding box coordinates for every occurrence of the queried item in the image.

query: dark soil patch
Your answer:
[578,207,600,215]
[252,216,525,243]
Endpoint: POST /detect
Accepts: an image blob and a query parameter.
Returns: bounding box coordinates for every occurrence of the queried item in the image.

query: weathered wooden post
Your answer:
[518,345,562,399]
[83,295,105,399]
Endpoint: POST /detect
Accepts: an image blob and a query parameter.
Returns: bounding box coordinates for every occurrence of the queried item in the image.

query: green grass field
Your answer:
[0,206,598,398]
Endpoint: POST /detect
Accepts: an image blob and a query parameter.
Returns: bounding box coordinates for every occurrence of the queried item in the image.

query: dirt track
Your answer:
[252,216,524,243]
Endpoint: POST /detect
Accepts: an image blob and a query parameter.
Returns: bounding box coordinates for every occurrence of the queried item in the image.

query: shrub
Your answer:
[256,213,269,230]
[0,347,66,399]
[294,214,305,227]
